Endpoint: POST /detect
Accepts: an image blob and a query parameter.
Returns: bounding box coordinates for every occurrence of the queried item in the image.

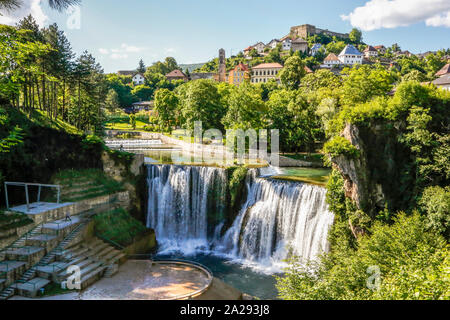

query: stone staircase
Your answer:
[54,238,126,290]
[0,216,87,299]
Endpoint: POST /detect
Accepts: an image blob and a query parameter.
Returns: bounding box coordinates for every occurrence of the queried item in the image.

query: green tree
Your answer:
[176,80,225,130]
[349,28,363,43]
[129,113,136,130]
[154,88,178,131]
[222,83,265,130]
[105,89,120,114]
[137,59,146,73]
[341,65,394,105]
[279,56,306,90]
[131,85,153,101]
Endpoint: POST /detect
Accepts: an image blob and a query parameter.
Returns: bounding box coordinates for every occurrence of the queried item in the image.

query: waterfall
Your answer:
[220,170,334,270]
[147,164,334,271]
[146,164,226,255]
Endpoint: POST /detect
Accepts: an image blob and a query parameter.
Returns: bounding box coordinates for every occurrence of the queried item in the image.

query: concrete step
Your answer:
[96,246,115,260]
[79,265,106,290]
[12,277,50,298]
[103,263,119,278]
[100,249,122,263]
[59,246,89,261]
[4,246,46,265]
[0,287,15,300]
[109,253,126,265]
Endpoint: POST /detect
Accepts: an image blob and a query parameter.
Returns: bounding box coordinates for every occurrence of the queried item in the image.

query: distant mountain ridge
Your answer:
[179,63,206,73]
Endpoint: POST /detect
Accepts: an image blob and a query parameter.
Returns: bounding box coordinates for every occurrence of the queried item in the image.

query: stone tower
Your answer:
[218,48,226,82]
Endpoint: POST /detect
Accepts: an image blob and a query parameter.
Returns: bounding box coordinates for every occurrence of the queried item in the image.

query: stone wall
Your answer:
[122,229,156,256]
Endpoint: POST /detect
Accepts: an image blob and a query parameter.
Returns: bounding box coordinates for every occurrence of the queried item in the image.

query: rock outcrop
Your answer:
[330,121,415,219]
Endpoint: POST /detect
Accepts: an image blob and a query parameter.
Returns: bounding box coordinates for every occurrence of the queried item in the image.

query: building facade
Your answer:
[282,38,292,51]
[228,63,250,86]
[364,46,378,58]
[321,53,341,68]
[132,73,145,85]
[290,24,349,40]
[291,38,308,53]
[251,63,283,84]
[310,43,323,56]
[433,74,450,91]
[338,45,363,65]
[267,39,280,49]
[165,69,188,82]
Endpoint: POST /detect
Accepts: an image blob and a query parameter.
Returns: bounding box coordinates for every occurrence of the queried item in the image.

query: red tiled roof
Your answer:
[435,64,450,77]
[235,63,249,71]
[324,53,340,62]
[252,63,283,69]
[304,66,313,73]
[374,45,386,50]
[166,69,186,77]
[364,46,377,52]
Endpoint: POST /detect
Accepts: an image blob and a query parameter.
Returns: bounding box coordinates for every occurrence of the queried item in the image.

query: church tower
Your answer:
[218,48,226,82]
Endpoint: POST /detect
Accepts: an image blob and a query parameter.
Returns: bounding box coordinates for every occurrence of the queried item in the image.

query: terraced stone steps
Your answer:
[0,218,89,300]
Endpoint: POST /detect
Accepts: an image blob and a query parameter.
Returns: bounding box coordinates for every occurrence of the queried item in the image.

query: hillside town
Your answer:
[115,23,450,112]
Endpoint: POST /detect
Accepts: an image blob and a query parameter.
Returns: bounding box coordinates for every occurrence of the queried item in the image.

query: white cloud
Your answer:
[121,43,143,53]
[0,0,48,27]
[342,0,450,31]
[165,48,176,54]
[110,53,128,60]
[98,43,145,60]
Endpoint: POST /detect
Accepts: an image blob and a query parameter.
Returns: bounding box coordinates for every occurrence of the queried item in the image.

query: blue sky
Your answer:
[3,0,450,73]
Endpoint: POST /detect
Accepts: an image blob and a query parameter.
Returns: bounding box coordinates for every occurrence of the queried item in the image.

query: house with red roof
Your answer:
[435,64,450,77]
[165,69,188,82]
[364,46,378,58]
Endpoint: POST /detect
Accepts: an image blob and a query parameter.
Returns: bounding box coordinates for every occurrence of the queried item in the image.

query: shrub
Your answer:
[276,212,450,300]
[420,186,450,238]
[323,136,360,159]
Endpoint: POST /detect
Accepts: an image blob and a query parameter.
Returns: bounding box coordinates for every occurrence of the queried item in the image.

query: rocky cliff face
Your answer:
[331,121,415,219]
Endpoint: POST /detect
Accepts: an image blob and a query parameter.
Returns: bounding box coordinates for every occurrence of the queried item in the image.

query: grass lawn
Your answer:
[94,208,147,247]
[49,169,125,202]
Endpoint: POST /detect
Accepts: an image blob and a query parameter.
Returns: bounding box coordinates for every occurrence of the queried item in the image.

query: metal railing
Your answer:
[4,182,62,211]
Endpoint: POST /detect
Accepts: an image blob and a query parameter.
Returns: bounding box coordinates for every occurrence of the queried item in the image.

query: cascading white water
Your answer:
[146,164,226,254]
[147,165,334,271]
[220,169,334,270]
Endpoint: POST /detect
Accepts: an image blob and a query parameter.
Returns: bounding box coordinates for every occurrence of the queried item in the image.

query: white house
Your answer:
[254,42,266,54]
[267,39,280,49]
[282,38,292,51]
[310,43,323,56]
[338,45,363,65]
[132,73,145,86]
[321,53,341,68]
[364,45,378,58]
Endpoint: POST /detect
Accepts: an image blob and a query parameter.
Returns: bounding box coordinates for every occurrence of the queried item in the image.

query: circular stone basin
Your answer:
[79,260,212,300]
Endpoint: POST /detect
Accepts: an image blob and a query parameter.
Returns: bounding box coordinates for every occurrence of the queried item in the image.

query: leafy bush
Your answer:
[323,136,360,158]
[420,186,450,238]
[276,213,450,300]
